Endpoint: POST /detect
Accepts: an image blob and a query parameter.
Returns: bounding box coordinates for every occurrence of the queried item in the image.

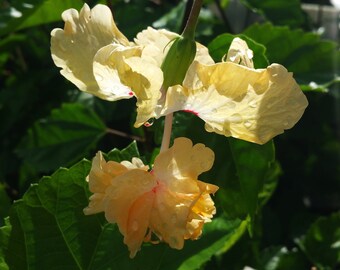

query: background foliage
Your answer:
[0,0,339,269]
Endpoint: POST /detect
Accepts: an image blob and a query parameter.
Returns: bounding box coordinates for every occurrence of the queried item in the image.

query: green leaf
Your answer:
[300,77,340,93]
[260,246,310,270]
[229,138,276,233]
[7,142,246,269]
[106,141,140,162]
[88,217,248,270]
[0,218,11,270]
[152,1,186,33]
[296,212,340,269]
[208,33,269,68]
[7,159,101,269]
[16,103,106,172]
[0,184,11,225]
[0,0,84,36]
[240,0,309,29]
[258,161,281,207]
[243,23,340,84]
[152,218,245,269]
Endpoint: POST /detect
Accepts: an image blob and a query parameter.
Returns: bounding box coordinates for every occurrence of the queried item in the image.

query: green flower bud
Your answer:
[161,36,197,89]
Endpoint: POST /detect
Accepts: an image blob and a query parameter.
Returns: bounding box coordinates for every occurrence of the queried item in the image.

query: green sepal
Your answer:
[161,36,196,89]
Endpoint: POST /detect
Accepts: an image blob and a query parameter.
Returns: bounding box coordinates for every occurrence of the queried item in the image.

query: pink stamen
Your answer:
[183,109,198,116]
[152,180,160,193]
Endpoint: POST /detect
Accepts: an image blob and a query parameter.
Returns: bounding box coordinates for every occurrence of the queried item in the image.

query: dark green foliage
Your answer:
[240,0,310,29]
[0,0,339,269]
[16,103,106,172]
[243,23,340,84]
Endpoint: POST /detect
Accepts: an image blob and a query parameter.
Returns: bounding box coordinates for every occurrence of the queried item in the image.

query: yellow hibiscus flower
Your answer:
[51,4,308,145]
[83,137,218,258]
[159,38,309,144]
[51,3,212,126]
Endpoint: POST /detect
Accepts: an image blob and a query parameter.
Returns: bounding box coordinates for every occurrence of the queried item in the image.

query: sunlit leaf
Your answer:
[16,103,106,172]
[0,0,84,36]
[7,159,99,269]
[106,141,140,162]
[243,23,340,84]
[296,212,340,269]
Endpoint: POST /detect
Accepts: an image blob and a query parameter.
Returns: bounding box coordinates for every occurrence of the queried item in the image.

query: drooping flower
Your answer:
[51,4,308,145]
[83,137,218,258]
[158,38,309,144]
[51,3,213,126]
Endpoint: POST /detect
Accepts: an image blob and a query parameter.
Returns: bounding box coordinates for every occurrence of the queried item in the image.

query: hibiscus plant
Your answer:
[0,0,339,269]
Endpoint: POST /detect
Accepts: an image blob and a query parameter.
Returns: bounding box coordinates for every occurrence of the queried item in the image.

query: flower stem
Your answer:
[160,113,173,152]
[181,0,203,39]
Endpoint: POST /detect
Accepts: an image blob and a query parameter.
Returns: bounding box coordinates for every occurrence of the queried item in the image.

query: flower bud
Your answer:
[161,36,196,89]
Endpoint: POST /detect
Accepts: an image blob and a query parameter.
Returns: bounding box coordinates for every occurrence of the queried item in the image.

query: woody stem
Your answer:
[181,0,203,38]
[160,113,173,152]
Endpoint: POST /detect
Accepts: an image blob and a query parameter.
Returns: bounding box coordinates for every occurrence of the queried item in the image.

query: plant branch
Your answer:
[106,128,145,142]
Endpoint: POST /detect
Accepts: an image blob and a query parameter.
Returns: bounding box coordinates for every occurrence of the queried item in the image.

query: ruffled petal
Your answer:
[162,61,308,144]
[93,43,163,126]
[150,188,197,250]
[51,4,129,96]
[149,138,217,250]
[124,191,155,258]
[153,137,215,193]
[83,152,128,215]
[120,157,149,170]
[185,181,218,239]
[134,27,214,66]
[92,44,140,100]
[134,27,179,67]
[104,170,156,233]
[225,37,254,68]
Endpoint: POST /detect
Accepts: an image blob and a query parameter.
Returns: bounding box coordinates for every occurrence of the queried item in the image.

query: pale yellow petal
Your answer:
[196,43,215,65]
[84,152,127,215]
[93,43,163,126]
[149,188,196,250]
[153,137,215,193]
[51,4,129,96]
[162,62,308,144]
[124,191,155,258]
[225,37,254,68]
[104,170,156,234]
[87,152,127,193]
[134,27,214,66]
[92,44,138,100]
[134,27,179,67]
[185,181,218,239]
[83,193,106,215]
[120,157,149,170]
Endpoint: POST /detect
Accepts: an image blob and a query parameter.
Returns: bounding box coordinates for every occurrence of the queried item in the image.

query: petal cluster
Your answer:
[51,4,308,144]
[84,137,218,258]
